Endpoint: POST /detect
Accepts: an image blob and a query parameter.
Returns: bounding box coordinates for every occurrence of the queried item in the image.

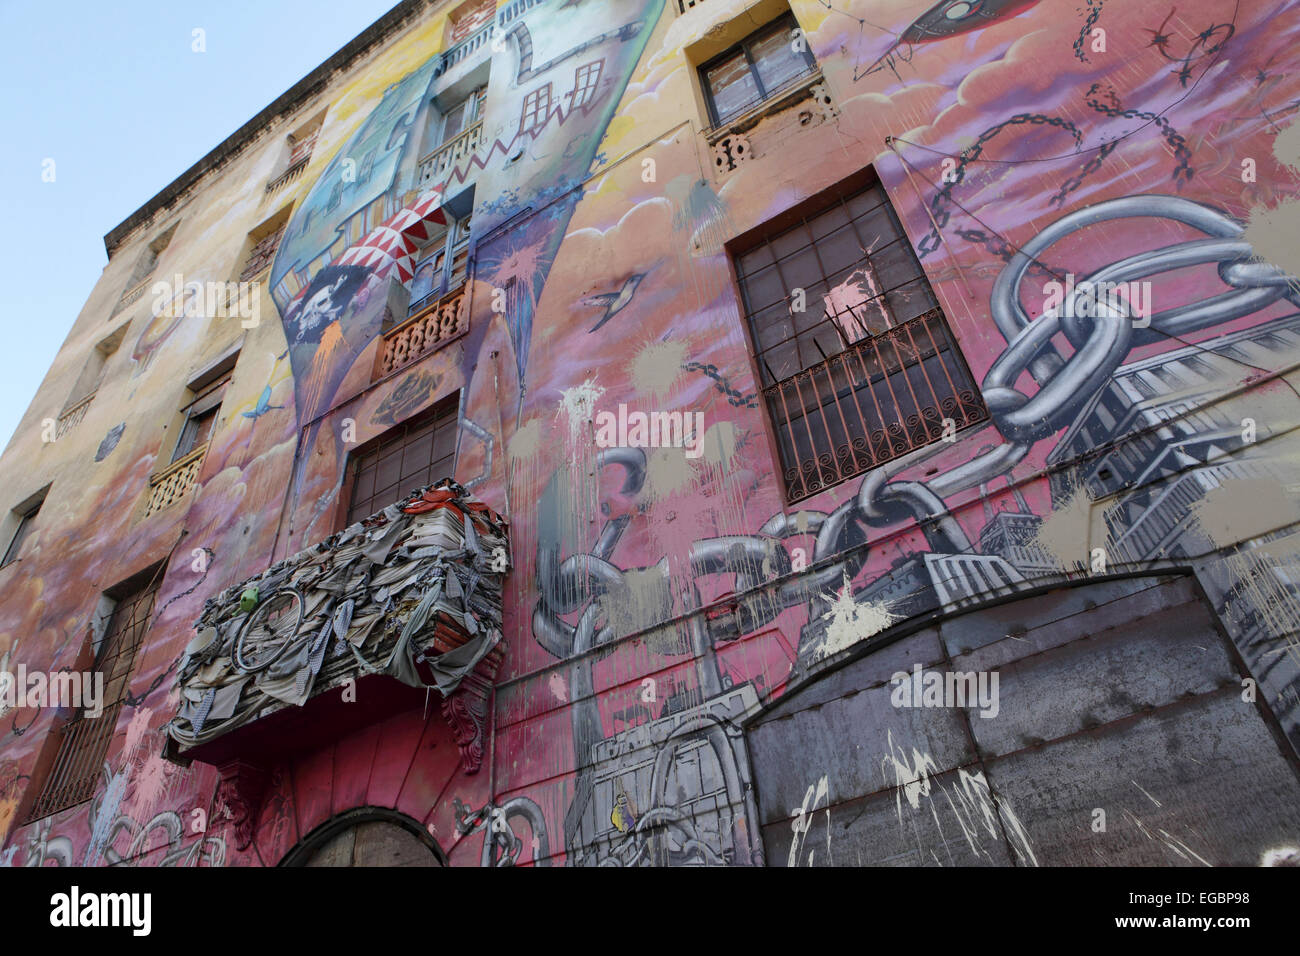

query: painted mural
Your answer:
[3,0,1300,867]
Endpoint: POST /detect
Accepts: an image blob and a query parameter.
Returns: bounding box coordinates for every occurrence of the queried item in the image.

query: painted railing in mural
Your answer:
[417,120,485,190]
[143,445,206,517]
[764,308,989,502]
[376,284,469,379]
[55,391,96,440]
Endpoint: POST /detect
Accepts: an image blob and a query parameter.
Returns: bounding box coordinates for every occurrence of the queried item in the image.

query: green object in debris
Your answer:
[239,587,260,613]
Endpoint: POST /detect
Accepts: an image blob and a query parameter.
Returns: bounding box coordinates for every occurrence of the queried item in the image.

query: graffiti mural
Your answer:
[5,0,1300,867]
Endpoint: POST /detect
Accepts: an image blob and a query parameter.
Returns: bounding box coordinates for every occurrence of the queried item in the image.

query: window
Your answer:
[1,488,48,569]
[699,12,816,125]
[445,0,495,44]
[440,87,486,149]
[519,84,552,135]
[732,173,987,502]
[239,207,292,282]
[171,358,235,464]
[114,221,179,312]
[344,396,459,525]
[25,569,162,821]
[57,326,127,437]
[407,212,473,317]
[287,128,318,168]
[268,111,326,192]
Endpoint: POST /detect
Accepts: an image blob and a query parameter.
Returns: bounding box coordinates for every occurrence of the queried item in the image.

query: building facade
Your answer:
[2,0,1300,867]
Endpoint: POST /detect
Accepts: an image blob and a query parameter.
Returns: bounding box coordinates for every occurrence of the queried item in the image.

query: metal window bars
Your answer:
[762,307,987,502]
[736,181,987,502]
[25,576,161,822]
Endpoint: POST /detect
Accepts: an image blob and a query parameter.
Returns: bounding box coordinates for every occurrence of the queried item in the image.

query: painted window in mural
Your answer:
[1,488,46,569]
[568,61,604,111]
[344,394,460,526]
[519,83,552,135]
[700,12,816,126]
[734,176,987,502]
[25,570,162,822]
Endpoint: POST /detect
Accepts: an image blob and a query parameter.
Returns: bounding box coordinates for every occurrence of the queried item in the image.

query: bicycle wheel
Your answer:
[233,588,305,673]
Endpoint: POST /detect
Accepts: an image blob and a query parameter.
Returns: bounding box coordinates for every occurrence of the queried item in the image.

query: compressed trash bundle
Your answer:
[168,478,509,750]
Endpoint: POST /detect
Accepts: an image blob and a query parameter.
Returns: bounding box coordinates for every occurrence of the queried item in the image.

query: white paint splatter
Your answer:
[556,378,604,446]
[787,774,831,867]
[814,573,899,660]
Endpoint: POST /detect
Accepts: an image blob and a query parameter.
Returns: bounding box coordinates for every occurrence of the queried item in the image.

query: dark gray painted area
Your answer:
[748,574,1300,866]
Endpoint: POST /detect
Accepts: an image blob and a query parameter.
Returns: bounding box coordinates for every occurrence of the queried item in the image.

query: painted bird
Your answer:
[242,385,285,420]
[584,273,645,332]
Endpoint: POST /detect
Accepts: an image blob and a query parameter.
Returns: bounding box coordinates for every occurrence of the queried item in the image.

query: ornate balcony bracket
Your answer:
[164,479,510,791]
[213,758,269,852]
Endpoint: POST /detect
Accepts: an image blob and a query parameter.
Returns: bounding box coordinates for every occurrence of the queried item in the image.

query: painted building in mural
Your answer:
[2,0,1300,867]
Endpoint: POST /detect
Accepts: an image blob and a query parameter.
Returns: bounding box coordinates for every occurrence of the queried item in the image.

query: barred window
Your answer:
[345,396,460,525]
[26,570,162,822]
[733,175,987,502]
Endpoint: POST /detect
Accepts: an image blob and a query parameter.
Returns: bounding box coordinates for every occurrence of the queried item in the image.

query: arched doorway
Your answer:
[280,807,446,867]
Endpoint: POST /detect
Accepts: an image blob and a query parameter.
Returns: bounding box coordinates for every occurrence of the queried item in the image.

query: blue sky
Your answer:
[0,0,401,452]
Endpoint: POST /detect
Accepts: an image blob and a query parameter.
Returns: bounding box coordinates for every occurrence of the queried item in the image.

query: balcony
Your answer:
[55,391,95,439]
[164,479,509,848]
[143,444,206,517]
[432,18,494,79]
[417,120,485,190]
[375,284,469,380]
[265,155,310,195]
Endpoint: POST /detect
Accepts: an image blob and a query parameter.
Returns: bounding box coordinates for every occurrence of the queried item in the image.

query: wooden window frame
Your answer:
[698,11,816,126]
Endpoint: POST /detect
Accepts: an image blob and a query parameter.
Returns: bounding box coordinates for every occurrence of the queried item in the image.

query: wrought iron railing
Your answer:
[763,308,988,502]
[26,577,159,822]
[376,284,469,379]
[417,120,485,189]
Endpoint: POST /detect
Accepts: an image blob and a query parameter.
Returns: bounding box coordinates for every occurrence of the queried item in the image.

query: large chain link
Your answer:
[533,195,1300,655]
